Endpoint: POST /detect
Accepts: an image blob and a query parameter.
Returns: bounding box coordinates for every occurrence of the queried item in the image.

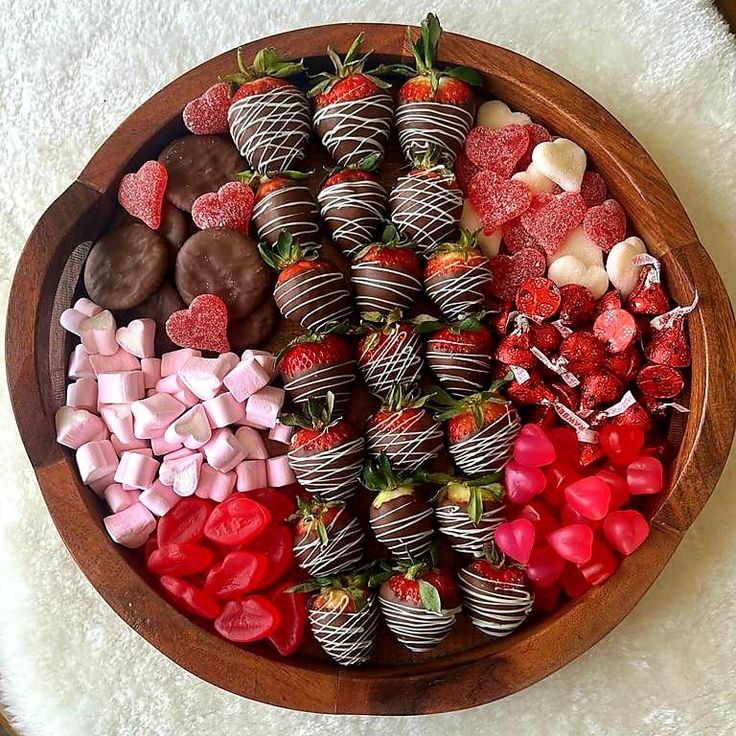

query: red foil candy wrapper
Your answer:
[580,370,625,410]
[626,267,671,315]
[507,372,553,406]
[578,441,605,467]
[559,331,606,376]
[529,321,562,353]
[515,277,561,321]
[558,284,596,325]
[645,323,691,367]
[605,344,642,383]
[636,363,685,399]
[609,401,654,431]
[595,289,623,316]
[593,308,638,353]
[496,331,536,369]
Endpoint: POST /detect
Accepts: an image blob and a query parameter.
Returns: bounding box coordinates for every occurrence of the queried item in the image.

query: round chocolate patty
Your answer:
[175,227,271,319]
[84,223,168,310]
[158,135,245,212]
[123,279,185,354]
[228,298,278,350]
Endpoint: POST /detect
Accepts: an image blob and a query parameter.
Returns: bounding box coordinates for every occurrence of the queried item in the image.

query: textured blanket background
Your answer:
[1,1,735,734]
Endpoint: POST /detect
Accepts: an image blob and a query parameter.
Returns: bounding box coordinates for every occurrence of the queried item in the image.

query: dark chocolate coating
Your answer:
[293,508,365,577]
[158,135,245,212]
[368,492,434,559]
[175,227,271,319]
[84,224,168,310]
[252,180,320,249]
[227,298,278,350]
[158,203,190,262]
[351,260,422,315]
[435,497,505,557]
[426,348,493,398]
[123,279,185,354]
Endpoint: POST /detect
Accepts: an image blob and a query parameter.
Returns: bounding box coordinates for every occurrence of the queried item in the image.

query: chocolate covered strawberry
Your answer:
[241,170,320,250]
[317,155,387,257]
[292,571,379,666]
[290,498,365,577]
[434,382,521,475]
[395,14,480,163]
[365,384,443,472]
[310,33,395,166]
[389,145,463,256]
[259,232,352,331]
[351,224,423,315]
[424,230,492,320]
[283,392,364,502]
[374,558,461,652]
[424,316,494,397]
[458,549,533,638]
[356,310,424,397]
[363,454,434,559]
[226,47,310,173]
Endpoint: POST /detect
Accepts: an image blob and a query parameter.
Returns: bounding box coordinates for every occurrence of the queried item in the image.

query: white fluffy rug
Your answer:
[1,1,735,734]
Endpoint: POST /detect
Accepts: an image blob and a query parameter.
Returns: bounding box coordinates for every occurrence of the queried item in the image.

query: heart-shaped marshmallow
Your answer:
[79,310,118,356]
[547,255,609,299]
[511,163,557,194]
[549,226,603,267]
[164,404,212,449]
[55,406,107,449]
[532,138,587,193]
[606,236,646,298]
[116,318,156,358]
[476,100,531,129]
[459,199,501,257]
[165,293,230,353]
[467,170,532,234]
[159,452,204,497]
[191,181,254,234]
[183,82,231,135]
[117,160,168,230]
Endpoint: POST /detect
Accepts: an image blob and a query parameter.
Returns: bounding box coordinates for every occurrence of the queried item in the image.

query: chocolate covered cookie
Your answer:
[228,298,278,350]
[124,279,185,353]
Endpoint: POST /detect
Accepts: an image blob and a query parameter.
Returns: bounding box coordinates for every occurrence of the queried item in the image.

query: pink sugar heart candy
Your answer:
[488,247,546,303]
[579,171,607,207]
[520,192,587,256]
[117,161,168,230]
[467,169,533,234]
[582,199,626,253]
[494,518,535,564]
[183,82,231,135]
[116,318,156,358]
[564,476,611,520]
[165,294,230,354]
[513,423,556,467]
[504,460,547,504]
[464,124,530,178]
[191,181,254,234]
[501,217,543,254]
[603,509,650,555]
[526,544,565,587]
[547,523,594,564]
[626,456,664,495]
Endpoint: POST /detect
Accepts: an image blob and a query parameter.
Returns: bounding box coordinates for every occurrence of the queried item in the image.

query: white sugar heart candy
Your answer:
[549,226,603,267]
[476,100,531,129]
[606,236,647,297]
[459,199,501,258]
[511,163,557,194]
[548,255,609,299]
[116,318,156,358]
[532,138,586,193]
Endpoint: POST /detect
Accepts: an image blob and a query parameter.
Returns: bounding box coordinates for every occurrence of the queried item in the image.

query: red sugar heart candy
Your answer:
[166,293,231,353]
[517,123,552,170]
[489,247,545,302]
[636,363,685,398]
[603,509,650,555]
[547,523,594,564]
[465,124,530,178]
[502,217,543,254]
[494,518,536,564]
[520,192,587,256]
[582,199,627,252]
[593,307,637,353]
[579,171,607,207]
[454,150,480,194]
[183,82,232,135]
[468,170,533,234]
[118,160,168,229]
[516,277,562,321]
[191,181,254,234]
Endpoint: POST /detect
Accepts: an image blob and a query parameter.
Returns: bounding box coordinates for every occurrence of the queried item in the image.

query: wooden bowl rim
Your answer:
[6,22,736,716]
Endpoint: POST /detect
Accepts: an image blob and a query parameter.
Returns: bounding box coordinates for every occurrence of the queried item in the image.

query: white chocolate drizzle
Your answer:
[358,328,424,397]
[435,503,505,557]
[282,359,356,410]
[369,496,434,559]
[379,595,460,652]
[366,410,443,472]
[293,508,365,577]
[274,269,352,332]
[425,349,492,397]
[395,100,473,164]
[351,260,422,314]
[449,408,521,476]
[424,260,492,321]
[252,184,320,248]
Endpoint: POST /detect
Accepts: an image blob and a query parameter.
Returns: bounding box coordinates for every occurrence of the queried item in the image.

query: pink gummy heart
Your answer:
[517,123,552,169]
[513,423,556,467]
[579,171,607,207]
[489,247,546,302]
[501,217,543,254]
[626,455,664,495]
[526,544,565,587]
[520,192,587,256]
[564,476,611,520]
[595,469,629,510]
[118,160,168,230]
[183,82,231,135]
[547,523,594,564]
[467,169,533,234]
[191,181,254,234]
[494,518,535,565]
[582,198,627,252]
[166,294,230,354]
[603,509,650,555]
[504,460,546,504]
[465,124,530,178]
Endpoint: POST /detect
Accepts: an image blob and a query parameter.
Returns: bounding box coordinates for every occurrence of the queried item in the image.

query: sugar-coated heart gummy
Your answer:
[577,540,618,586]
[494,518,536,564]
[204,551,269,599]
[521,192,587,256]
[268,579,309,656]
[118,160,168,230]
[626,456,664,495]
[476,99,532,129]
[191,181,255,234]
[147,542,215,577]
[467,170,533,234]
[564,476,611,521]
[595,468,630,509]
[547,523,594,564]
[183,82,231,135]
[214,595,283,643]
[526,544,565,587]
[606,237,646,298]
[464,124,530,178]
[160,575,222,620]
[599,424,645,466]
[531,138,587,193]
[204,494,272,546]
[505,460,547,504]
[579,171,607,207]
[166,293,231,354]
[489,248,546,302]
[502,217,543,254]
[455,150,481,194]
[513,423,556,467]
[157,497,212,546]
[582,199,626,252]
[517,123,552,170]
[603,509,650,555]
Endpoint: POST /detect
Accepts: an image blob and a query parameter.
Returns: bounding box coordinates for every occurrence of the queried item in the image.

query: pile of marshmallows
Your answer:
[56,298,294,549]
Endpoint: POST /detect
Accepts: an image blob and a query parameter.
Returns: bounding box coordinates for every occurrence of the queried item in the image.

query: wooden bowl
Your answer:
[6,23,736,716]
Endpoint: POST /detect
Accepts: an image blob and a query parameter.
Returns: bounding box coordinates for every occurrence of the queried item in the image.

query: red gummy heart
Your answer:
[465,124,530,178]
[166,293,231,353]
[517,501,559,539]
[468,170,533,234]
[526,544,565,587]
[517,123,552,170]
[513,423,557,467]
[595,468,629,509]
[183,82,231,135]
[564,476,611,520]
[118,160,168,229]
[577,540,619,586]
[191,181,254,234]
[504,460,547,504]
[489,247,545,302]
[494,518,536,564]
[599,424,645,466]
[520,192,587,256]
[455,150,480,194]
[502,217,543,254]
[626,455,664,495]
[547,523,594,564]
[603,509,650,555]
[582,199,626,252]
[579,171,607,207]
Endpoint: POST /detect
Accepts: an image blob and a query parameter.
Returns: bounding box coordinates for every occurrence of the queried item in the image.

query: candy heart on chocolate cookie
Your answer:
[165,293,230,353]
[191,181,254,234]
[117,161,168,230]
[183,82,231,135]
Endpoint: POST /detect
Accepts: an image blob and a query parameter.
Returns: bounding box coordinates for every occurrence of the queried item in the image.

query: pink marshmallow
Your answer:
[163,447,196,461]
[76,439,119,485]
[202,392,246,428]
[266,455,296,487]
[103,502,156,548]
[196,463,236,502]
[98,371,145,404]
[141,357,162,389]
[164,404,212,449]
[100,404,134,444]
[103,483,140,513]
[268,422,294,445]
[116,318,156,358]
[235,459,268,492]
[159,451,203,496]
[55,406,106,450]
[203,428,246,473]
[131,393,185,439]
[114,450,160,490]
[88,471,116,495]
[223,357,270,402]
[110,434,149,455]
[235,426,268,460]
[60,308,86,335]
[219,352,240,373]
[161,348,201,377]
[66,377,98,411]
[68,345,94,379]
[242,349,277,379]
[178,356,230,400]
[74,298,102,317]
[245,386,285,429]
[155,375,199,407]
[89,349,141,375]
[150,434,183,456]
[139,480,182,516]
[79,310,118,356]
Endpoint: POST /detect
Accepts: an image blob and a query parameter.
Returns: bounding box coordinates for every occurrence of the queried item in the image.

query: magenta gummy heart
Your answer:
[595,469,629,510]
[504,460,546,504]
[494,518,535,564]
[626,456,664,495]
[603,510,650,555]
[564,476,611,521]
[513,423,556,467]
[183,82,231,135]
[547,523,594,564]
[526,544,565,587]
